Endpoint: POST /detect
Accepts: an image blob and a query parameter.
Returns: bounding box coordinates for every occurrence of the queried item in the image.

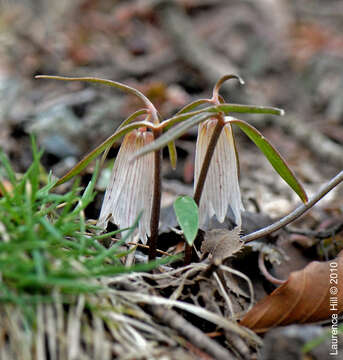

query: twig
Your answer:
[286,222,343,240]
[117,279,237,360]
[258,250,286,285]
[242,170,343,243]
[213,271,235,318]
[126,241,171,257]
[148,304,235,360]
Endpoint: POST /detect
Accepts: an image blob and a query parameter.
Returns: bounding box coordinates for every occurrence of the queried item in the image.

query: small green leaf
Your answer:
[174,196,199,246]
[228,118,308,203]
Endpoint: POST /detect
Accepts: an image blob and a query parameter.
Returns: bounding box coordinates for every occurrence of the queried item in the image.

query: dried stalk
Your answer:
[242,170,343,243]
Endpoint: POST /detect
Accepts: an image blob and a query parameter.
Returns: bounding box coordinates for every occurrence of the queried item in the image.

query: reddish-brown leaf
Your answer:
[240,250,343,333]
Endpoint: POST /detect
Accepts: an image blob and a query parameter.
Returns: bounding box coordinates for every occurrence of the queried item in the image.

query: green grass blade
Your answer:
[0,151,17,185]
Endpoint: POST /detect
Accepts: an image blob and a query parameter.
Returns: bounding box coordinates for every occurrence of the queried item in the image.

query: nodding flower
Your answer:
[194,118,244,229]
[97,128,154,243]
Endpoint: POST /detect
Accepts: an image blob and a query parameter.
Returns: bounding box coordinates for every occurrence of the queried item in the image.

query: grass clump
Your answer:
[0,139,167,314]
[0,140,178,359]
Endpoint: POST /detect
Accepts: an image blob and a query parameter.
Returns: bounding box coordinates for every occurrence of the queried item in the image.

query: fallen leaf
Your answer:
[0,179,13,197]
[201,227,243,263]
[240,250,343,333]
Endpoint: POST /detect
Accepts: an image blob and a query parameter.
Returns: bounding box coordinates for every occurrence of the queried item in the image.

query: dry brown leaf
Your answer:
[240,250,343,333]
[0,179,13,197]
[201,227,243,263]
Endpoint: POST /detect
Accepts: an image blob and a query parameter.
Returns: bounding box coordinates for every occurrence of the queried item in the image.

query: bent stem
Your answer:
[212,74,245,103]
[36,75,160,124]
[184,115,225,265]
[242,170,343,243]
[258,250,286,285]
[149,128,163,260]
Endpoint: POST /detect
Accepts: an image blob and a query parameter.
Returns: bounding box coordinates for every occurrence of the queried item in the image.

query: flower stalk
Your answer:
[149,127,162,260]
[193,115,225,205]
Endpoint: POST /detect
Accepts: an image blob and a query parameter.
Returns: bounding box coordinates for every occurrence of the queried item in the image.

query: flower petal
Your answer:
[194,120,243,229]
[98,130,155,242]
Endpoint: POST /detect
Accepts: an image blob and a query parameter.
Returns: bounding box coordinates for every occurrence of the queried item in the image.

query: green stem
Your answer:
[149,128,162,260]
[35,76,157,117]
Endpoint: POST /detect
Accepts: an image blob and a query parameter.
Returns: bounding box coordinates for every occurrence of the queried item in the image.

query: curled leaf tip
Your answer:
[213,74,245,99]
[237,76,245,85]
[219,74,245,85]
[35,75,59,79]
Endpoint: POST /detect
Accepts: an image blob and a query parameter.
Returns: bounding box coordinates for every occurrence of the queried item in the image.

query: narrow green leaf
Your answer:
[216,103,284,116]
[167,141,177,169]
[54,120,153,187]
[162,109,209,130]
[0,151,17,185]
[131,113,212,161]
[162,102,284,130]
[116,109,149,131]
[36,75,155,111]
[228,119,308,203]
[174,196,199,246]
[175,99,213,115]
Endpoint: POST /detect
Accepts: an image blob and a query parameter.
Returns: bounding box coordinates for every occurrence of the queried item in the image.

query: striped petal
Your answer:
[194,119,243,229]
[98,129,154,243]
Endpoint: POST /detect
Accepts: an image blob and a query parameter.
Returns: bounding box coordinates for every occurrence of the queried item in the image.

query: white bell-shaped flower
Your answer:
[194,118,243,229]
[98,128,154,243]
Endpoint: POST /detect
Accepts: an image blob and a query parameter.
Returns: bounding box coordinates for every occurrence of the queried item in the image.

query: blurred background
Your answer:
[0,0,342,222]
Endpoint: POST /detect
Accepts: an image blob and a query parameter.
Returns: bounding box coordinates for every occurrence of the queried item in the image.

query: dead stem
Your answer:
[258,250,286,285]
[242,170,343,243]
[148,304,235,360]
